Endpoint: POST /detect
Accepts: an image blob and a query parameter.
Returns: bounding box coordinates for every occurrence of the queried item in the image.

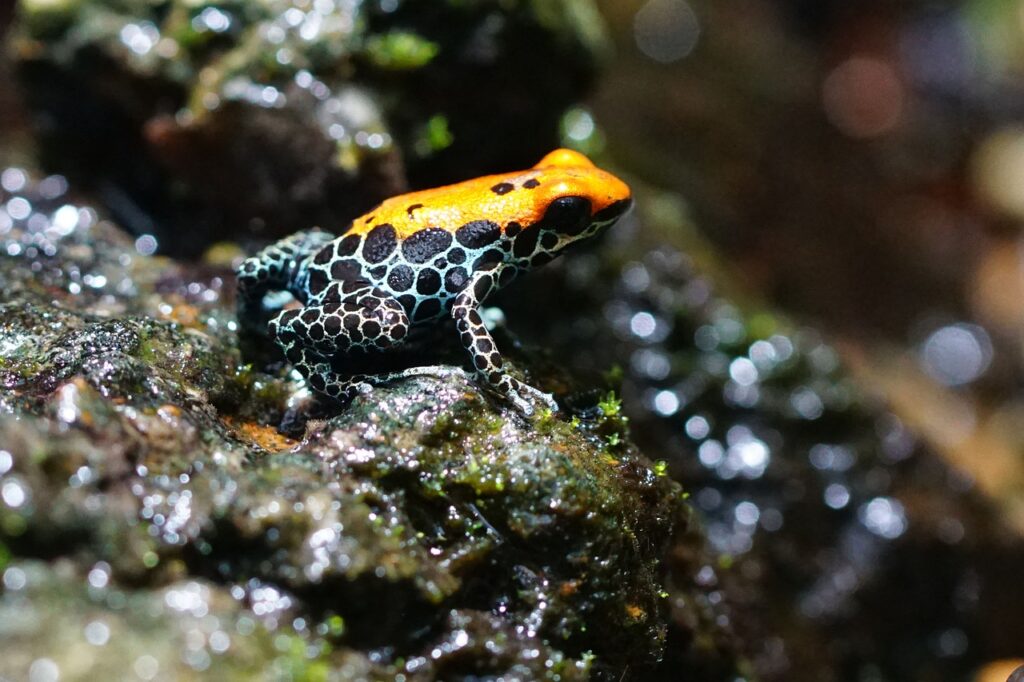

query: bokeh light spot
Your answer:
[919,323,992,387]
[634,0,700,64]
[822,56,904,138]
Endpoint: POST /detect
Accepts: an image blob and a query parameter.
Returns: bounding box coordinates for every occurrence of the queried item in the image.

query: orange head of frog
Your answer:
[513,148,633,251]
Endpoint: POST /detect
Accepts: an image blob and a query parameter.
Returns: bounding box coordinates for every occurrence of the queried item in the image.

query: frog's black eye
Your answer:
[542,196,592,237]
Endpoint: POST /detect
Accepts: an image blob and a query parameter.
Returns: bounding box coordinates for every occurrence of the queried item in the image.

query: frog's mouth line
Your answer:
[593,198,634,223]
[586,198,634,237]
[556,198,634,251]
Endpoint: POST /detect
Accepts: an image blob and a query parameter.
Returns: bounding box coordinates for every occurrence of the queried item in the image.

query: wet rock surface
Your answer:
[0,171,742,680]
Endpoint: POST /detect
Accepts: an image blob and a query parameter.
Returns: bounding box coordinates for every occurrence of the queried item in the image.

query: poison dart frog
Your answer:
[236,149,632,415]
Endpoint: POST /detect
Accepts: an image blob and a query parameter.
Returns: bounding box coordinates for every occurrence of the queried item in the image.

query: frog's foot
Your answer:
[382,365,471,382]
[353,366,556,416]
[348,365,470,389]
[380,365,558,417]
[494,375,559,417]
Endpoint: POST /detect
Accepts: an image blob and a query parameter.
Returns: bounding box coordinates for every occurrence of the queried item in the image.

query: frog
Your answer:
[236,148,632,415]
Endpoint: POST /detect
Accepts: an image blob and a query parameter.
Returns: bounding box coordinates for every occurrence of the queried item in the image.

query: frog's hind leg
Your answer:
[236,230,336,333]
[269,284,413,402]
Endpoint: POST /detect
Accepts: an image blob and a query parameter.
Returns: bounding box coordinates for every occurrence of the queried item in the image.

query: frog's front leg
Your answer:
[269,283,411,402]
[236,229,336,334]
[452,269,559,416]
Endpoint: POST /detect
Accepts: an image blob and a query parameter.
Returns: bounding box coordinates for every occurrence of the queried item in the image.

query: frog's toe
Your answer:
[351,380,374,395]
[392,365,471,381]
[507,392,535,416]
[532,389,561,415]
[341,366,470,395]
[503,378,559,417]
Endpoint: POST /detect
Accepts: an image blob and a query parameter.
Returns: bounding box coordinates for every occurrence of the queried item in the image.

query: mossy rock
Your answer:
[0,170,743,679]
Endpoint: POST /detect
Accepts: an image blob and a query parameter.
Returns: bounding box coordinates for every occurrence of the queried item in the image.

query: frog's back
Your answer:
[301,149,631,321]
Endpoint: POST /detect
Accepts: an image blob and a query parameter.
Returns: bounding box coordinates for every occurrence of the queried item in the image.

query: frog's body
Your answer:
[236,149,632,414]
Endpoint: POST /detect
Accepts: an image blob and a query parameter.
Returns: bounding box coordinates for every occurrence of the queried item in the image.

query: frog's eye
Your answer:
[542,196,592,237]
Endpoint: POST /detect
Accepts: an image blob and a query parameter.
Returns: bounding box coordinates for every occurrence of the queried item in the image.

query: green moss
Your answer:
[415,114,455,156]
[597,390,623,418]
[363,30,440,70]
